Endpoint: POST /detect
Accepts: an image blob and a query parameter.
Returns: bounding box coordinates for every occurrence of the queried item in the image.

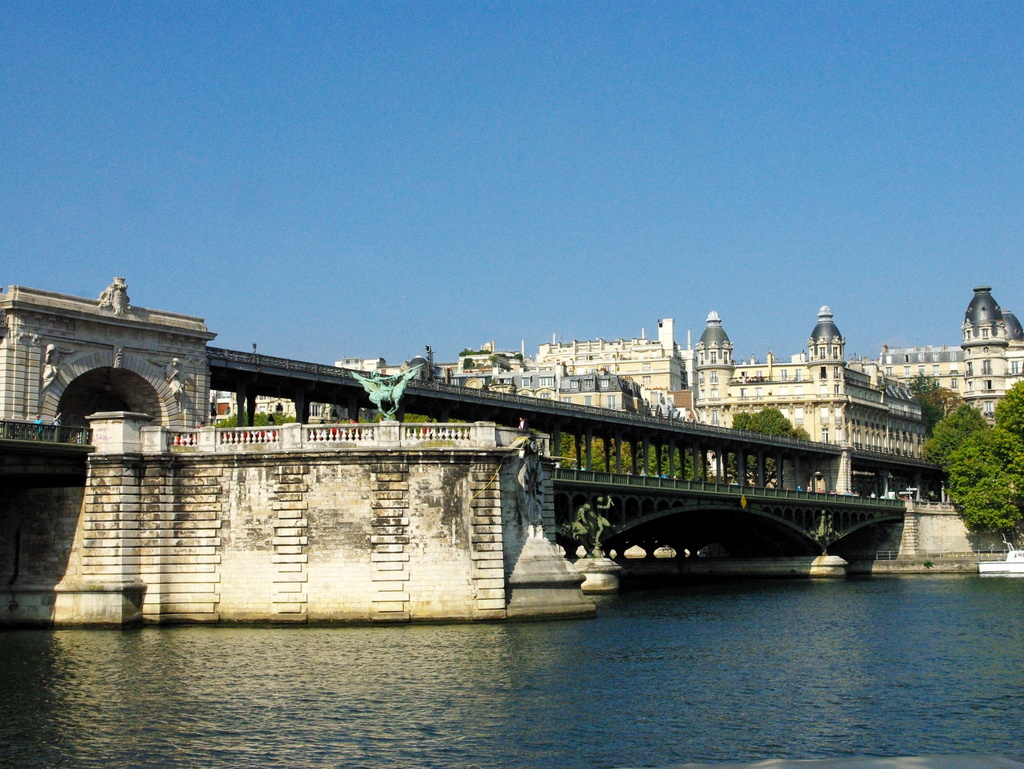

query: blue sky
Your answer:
[3,2,1022,366]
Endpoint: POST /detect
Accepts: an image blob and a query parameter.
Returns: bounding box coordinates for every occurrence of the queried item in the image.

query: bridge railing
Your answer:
[553,467,906,509]
[146,421,542,455]
[0,418,91,445]
[207,346,832,454]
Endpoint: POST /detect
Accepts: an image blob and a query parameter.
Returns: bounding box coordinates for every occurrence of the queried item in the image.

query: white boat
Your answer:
[978,539,1024,575]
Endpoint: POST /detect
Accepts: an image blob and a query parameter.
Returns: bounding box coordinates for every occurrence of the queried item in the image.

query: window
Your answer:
[755,387,763,397]
[641,363,651,372]
[794,370,802,382]
[539,377,554,387]
[903,366,911,377]
[780,370,788,381]
[885,367,893,376]
[918,366,925,376]
[821,428,829,442]
[932,365,940,376]
[642,376,651,386]
[710,388,719,399]
[740,388,748,398]
[521,377,531,387]
[710,371,719,384]
[982,360,992,375]
[710,352,718,364]
[606,395,617,409]
[711,410,720,425]
[951,378,958,390]
[982,328,990,339]
[820,367,827,380]
[985,379,993,391]
[570,380,580,390]
[584,396,592,406]
[834,384,840,394]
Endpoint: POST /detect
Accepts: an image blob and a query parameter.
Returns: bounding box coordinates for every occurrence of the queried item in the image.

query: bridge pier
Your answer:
[11,415,593,628]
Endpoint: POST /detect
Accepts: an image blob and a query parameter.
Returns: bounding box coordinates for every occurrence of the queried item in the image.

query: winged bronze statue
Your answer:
[351,366,422,421]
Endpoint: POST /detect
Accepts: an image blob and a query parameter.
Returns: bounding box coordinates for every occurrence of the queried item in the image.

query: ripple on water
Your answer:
[2,576,1023,768]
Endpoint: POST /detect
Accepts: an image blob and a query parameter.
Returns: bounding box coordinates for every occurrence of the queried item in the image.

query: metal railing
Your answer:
[876,549,1009,561]
[0,418,91,445]
[554,467,906,509]
[207,347,835,454]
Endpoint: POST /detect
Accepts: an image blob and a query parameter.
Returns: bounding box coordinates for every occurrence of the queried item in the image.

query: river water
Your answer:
[2,576,1023,768]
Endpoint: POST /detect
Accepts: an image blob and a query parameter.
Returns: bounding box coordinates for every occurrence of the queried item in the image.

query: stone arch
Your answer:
[42,349,174,427]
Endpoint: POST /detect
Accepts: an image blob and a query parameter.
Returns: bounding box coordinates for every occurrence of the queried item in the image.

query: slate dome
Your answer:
[698,311,731,347]
[810,306,842,344]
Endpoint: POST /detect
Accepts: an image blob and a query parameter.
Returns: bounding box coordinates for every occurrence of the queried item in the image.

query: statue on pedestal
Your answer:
[351,366,421,421]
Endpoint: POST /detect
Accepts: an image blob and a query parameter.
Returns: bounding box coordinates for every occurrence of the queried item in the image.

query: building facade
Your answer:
[878,286,1024,422]
[694,307,927,458]
[533,319,692,413]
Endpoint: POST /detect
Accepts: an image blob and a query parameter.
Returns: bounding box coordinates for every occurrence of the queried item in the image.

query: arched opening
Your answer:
[57,368,162,427]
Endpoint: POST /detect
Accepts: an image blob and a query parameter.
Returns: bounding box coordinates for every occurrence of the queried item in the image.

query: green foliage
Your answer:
[732,407,804,439]
[943,382,1024,532]
[215,412,296,428]
[909,374,963,435]
[923,402,989,469]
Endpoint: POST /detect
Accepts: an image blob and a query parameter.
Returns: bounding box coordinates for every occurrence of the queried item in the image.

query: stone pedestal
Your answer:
[574,556,624,593]
[507,536,595,619]
[808,554,849,578]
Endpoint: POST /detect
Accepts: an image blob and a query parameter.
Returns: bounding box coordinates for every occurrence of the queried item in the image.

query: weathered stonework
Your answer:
[0,283,215,428]
[2,417,593,627]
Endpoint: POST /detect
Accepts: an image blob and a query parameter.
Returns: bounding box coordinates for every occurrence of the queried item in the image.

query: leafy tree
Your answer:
[944,382,1024,532]
[909,374,963,435]
[732,408,806,439]
[922,402,988,469]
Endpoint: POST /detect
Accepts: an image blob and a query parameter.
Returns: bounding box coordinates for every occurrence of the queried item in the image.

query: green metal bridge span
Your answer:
[553,467,907,560]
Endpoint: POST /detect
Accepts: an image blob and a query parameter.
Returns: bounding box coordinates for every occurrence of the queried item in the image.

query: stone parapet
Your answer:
[145,422,547,455]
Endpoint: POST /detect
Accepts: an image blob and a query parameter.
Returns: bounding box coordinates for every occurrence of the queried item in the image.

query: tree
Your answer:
[732,407,806,439]
[944,382,1024,533]
[909,374,963,436]
[922,402,989,469]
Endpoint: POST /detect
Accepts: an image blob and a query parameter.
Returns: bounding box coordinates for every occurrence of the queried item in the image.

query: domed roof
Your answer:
[406,356,429,375]
[964,286,1002,327]
[1002,309,1024,341]
[810,306,842,344]
[698,311,730,347]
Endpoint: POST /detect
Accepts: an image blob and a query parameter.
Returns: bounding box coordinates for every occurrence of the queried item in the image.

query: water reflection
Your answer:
[2,577,1023,768]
